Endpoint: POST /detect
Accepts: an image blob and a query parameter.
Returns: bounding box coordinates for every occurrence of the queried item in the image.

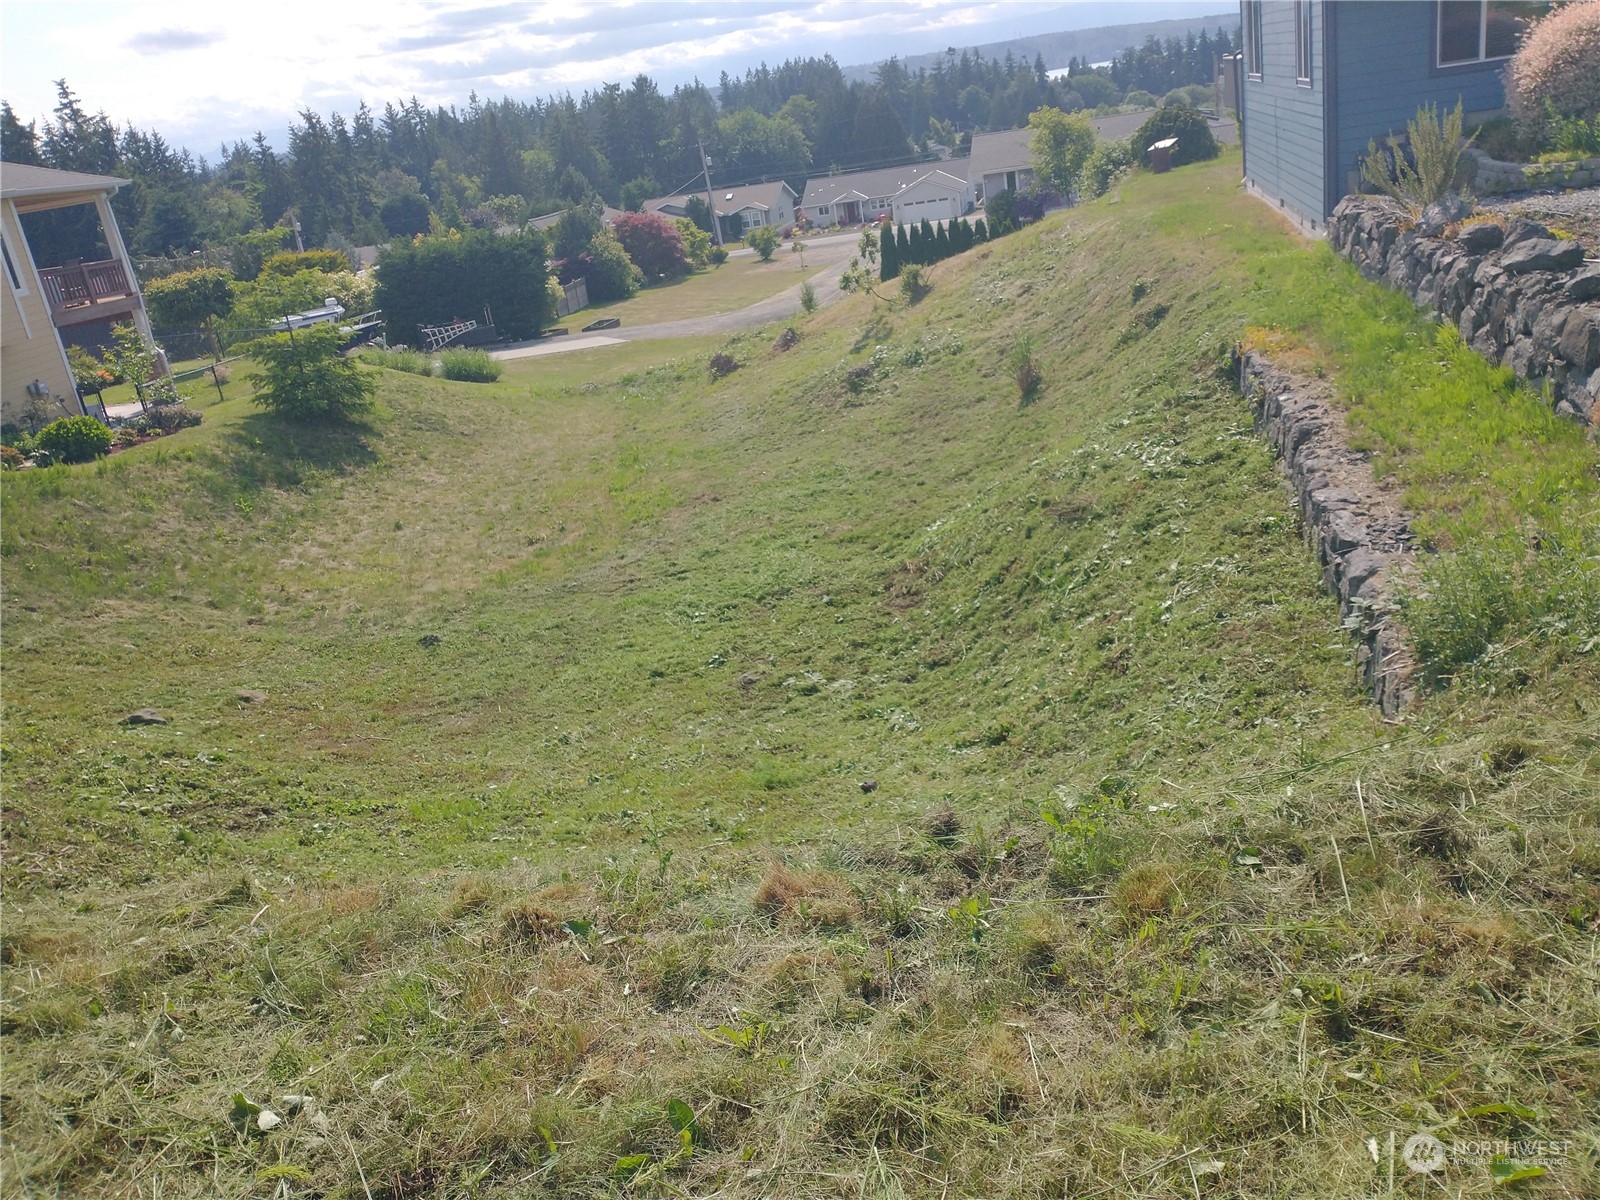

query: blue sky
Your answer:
[2,2,1226,158]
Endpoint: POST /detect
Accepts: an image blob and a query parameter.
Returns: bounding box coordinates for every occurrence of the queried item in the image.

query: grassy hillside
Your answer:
[3,153,1596,1199]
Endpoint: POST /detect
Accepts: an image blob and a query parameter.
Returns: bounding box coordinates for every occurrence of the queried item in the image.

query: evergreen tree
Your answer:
[879,220,898,281]
[895,222,909,263]
[908,222,923,264]
[974,217,988,242]
[935,223,951,260]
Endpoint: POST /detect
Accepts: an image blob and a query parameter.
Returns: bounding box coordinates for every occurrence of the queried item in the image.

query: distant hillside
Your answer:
[842,10,1239,80]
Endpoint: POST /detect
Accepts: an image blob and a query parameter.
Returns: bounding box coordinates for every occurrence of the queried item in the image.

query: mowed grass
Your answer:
[2,152,1596,1199]
[580,250,815,325]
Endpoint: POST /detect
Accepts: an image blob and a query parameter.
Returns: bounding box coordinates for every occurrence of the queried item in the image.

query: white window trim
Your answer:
[1437,0,1528,67]
[1295,1,1313,86]
[1245,0,1264,79]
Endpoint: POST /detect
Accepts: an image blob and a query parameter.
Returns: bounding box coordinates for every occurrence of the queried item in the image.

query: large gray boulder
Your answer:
[1499,238,1586,275]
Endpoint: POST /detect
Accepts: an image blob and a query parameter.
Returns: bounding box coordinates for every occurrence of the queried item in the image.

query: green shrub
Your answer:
[1361,101,1470,212]
[1080,141,1137,198]
[899,265,930,304]
[745,225,780,261]
[144,403,202,434]
[438,348,502,383]
[358,346,434,376]
[247,325,375,421]
[708,352,738,378]
[708,246,729,266]
[1130,106,1219,168]
[1400,519,1600,684]
[799,281,817,313]
[261,249,349,276]
[36,415,113,464]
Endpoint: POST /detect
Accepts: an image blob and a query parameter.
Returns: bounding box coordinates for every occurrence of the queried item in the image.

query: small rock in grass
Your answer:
[418,634,443,648]
[120,709,167,726]
[236,689,268,704]
[860,779,878,794]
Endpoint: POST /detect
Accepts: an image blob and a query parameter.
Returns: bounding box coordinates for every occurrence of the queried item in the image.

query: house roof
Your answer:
[527,204,624,231]
[966,128,1036,180]
[0,162,130,203]
[646,179,796,220]
[800,164,963,209]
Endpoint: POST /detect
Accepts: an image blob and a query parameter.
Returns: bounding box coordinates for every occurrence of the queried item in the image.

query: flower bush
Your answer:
[1505,2,1600,126]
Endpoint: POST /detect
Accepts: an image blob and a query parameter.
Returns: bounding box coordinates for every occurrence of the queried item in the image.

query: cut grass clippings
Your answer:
[3,150,1596,1199]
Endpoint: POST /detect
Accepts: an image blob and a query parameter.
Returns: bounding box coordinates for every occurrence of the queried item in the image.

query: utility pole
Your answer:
[698,139,722,246]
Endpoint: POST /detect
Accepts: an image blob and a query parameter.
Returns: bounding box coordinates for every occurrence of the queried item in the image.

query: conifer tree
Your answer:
[908,222,923,264]
[879,220,899,281]
[895,222,909,263]
[975,217,989,242]
[935,223,951,259]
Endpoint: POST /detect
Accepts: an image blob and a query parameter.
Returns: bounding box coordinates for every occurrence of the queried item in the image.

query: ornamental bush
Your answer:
[36,415,113,463]
[1129,106,1219,168]
[1505,2,1600,125]
[612,211,691,279]
[745,225,780,261]
[247,325,376,421]
[377,227,554,343]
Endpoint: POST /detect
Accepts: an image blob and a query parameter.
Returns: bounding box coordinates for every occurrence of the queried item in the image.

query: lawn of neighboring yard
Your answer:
[577,250,816,326]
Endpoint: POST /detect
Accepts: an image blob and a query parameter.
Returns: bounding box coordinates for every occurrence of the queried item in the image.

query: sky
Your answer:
[1,1,1225,159]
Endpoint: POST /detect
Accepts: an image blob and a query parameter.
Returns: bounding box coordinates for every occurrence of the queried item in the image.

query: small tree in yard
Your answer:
[248,325,375,421]
[1029,106,1096,194]
[143,268,234,360]
[612,211,691,279]
[745,225,780,261]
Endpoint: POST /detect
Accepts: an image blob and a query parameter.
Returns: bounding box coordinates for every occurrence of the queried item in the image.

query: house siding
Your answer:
[1241,1,1327,228]
[1,199,76,425]
[1331,1,1507,207]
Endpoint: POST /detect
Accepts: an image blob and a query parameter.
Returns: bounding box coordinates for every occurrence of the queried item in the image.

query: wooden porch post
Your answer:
[93,192,168,375]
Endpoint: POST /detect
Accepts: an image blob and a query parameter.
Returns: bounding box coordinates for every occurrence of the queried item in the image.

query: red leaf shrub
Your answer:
[612,211,691,280]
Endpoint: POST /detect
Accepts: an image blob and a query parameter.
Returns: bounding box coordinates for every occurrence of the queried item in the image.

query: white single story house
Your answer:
[800,164,974,227]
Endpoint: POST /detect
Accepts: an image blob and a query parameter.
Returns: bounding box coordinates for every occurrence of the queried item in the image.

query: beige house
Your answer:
[645,181,797,243]
[2,163,157,426]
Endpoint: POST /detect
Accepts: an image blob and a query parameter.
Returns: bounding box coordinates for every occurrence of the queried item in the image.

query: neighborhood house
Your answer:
[1238,0,1538,230]
[966,128,1039,204]
[646,181,797,242]
[1,162,159,426]
[800,164,973,228]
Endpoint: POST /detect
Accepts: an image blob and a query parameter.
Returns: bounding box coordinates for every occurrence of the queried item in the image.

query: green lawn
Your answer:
[578,250,814,326]
[3,152,1595,1199]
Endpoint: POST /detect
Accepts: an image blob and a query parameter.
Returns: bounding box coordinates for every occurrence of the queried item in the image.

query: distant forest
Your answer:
[1,24,1239,267]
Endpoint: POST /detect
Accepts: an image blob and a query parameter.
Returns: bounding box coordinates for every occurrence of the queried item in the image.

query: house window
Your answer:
[1295,1,1312,84]
[1244,0,1264,78]
[1438,1,1544,66]
[2,235,24,294]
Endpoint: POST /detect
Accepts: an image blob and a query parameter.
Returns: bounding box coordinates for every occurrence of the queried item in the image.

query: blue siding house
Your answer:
[1240,1,1540,230]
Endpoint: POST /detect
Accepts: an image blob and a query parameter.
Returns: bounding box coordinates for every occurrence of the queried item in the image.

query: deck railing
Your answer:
[38,259,135,313]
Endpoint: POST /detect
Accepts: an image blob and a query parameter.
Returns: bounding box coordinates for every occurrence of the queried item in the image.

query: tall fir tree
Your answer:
[879,220,898,281]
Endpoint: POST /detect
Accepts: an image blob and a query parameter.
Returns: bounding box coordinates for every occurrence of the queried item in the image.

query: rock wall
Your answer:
[1328,194,1600,424]
[1240,352,1416,716]
[1466,148,1600,196]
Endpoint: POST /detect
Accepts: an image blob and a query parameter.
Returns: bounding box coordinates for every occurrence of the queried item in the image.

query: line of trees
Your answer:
[1,25,1237,266]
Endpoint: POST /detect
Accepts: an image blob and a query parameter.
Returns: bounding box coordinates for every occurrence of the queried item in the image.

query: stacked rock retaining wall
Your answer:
[1466,148,1600,196]
[1240,352,1417,716]
[1328,194,1600,424]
